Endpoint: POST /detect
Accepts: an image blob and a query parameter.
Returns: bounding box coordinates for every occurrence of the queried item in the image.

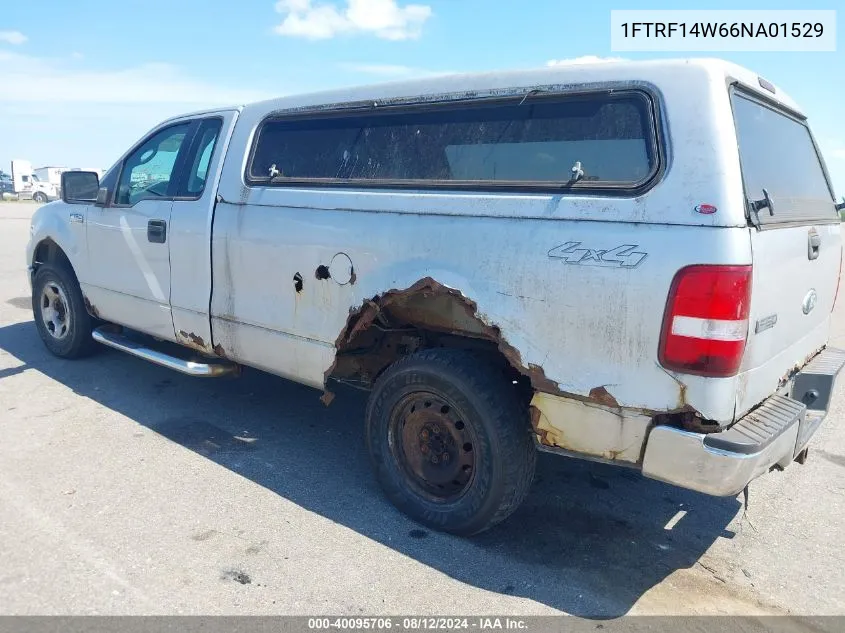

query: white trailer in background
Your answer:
[10,160,59,202]
[33,166,67,190]
[34,166,107,193]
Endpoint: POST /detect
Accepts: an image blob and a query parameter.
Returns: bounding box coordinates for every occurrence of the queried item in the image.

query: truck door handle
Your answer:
[147,219,167,244]
[808,230,821,261]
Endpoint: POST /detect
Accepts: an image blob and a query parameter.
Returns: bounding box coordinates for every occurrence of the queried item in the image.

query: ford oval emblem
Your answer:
[802,289,818,315]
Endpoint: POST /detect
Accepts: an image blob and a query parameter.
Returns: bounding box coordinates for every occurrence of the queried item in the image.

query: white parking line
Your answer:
[664,510,687,530]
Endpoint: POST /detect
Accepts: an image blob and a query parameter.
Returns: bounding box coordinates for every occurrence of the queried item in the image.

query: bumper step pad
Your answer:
[792,347,845,411]
[703,394,806,455]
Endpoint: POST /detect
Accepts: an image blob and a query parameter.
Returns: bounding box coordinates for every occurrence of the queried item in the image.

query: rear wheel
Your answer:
[365,349,536,535]
[32,264,96,358]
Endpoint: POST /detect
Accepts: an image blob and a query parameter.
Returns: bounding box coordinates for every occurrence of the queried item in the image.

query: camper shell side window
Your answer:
[245,90,664,194]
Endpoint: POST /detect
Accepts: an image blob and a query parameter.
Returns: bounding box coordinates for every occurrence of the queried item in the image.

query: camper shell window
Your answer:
[246,90,661,193]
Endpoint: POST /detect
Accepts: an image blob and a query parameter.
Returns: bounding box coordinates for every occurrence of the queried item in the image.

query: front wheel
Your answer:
[32,192,48,203]
[366,349,536,535]
[32,264,96,358]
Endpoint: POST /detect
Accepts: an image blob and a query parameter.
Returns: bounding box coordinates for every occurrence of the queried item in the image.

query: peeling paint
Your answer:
[678,381,688,409]
[530,391,650,464]
[178,330,206,349]
[588,386,620,409]
[529,405,550,445]
[651,408,719,433]
[328,277,566,398]
[325,276,650,415]
[778,345,825,390]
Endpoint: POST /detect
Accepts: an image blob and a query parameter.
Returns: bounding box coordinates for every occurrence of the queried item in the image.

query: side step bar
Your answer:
[92,327,239,378]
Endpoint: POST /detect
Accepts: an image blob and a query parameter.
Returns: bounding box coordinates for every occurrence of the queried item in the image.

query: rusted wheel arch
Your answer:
[326,277,554,403]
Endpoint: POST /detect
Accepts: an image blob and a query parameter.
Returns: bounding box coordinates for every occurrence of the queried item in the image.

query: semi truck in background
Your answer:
[1,162,105,202]
[8,160,59,202]
[0,170,12,198]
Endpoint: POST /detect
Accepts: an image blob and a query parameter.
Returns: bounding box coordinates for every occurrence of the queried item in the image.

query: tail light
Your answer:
[659,265,753,377]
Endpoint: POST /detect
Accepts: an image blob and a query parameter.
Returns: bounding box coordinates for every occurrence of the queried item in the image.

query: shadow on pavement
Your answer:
[0,318,742,617]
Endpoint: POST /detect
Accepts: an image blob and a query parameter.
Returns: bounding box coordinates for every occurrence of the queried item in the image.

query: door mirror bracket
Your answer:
[95,187,110,207]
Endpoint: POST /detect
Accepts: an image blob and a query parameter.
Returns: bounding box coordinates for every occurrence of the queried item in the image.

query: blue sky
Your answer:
[0,0,843,194]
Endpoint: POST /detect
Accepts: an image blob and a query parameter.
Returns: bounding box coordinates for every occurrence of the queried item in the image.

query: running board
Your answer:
[92,327,239,378]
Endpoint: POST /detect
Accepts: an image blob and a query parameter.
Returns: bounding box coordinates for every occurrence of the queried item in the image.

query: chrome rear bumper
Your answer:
[642,347,845,496]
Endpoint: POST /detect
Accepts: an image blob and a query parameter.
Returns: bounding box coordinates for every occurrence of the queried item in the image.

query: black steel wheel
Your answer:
[389,391,478,502]
[366,349,536,535]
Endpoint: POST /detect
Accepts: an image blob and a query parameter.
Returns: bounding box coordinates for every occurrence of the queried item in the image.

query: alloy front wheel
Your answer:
[39,282,72,341]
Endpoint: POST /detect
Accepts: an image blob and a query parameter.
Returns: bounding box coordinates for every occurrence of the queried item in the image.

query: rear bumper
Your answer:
[642,347,845,496]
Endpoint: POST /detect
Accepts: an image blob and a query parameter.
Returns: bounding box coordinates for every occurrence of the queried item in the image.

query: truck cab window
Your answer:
[116,123,191,206]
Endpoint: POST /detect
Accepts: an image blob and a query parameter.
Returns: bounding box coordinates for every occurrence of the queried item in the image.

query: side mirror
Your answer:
[61,171,100,204]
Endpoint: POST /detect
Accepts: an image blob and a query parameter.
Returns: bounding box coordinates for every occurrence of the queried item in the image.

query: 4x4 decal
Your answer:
[548,242,647,269]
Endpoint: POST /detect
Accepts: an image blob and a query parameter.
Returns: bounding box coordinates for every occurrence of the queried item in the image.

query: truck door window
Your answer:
[116,122,192,206]
[178,118,223,198]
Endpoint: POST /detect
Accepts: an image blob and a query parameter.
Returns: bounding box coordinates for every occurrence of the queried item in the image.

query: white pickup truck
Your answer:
[27,58,845,535]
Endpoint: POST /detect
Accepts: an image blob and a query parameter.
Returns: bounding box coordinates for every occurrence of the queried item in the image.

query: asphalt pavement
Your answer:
[1,201,843,617]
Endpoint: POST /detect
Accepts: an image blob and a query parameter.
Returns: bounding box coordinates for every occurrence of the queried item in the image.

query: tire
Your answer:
[32,263,96,358]
[366,349,536,535]
[32,192,47,203]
